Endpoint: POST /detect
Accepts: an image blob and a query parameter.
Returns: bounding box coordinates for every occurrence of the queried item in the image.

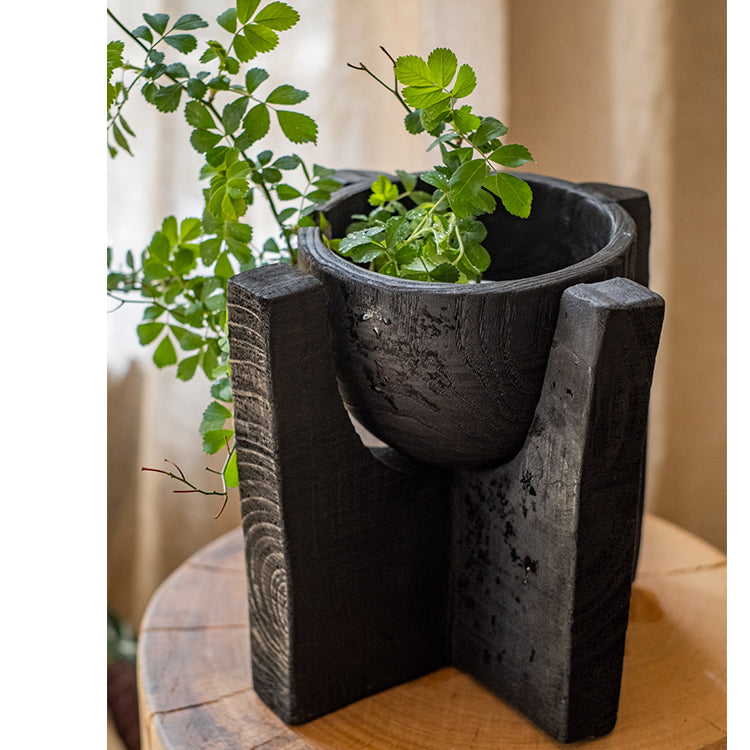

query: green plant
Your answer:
[107,3,534,508]
[331,47,533,283]
[107,1,340,513]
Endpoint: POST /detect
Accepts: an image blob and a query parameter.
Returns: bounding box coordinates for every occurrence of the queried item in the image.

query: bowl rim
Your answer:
[299,172,635,296]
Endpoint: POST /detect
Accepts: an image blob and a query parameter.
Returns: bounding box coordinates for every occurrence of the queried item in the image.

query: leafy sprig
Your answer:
[340,47,535,282]
[328,172,490,283]
[107,1,340,510]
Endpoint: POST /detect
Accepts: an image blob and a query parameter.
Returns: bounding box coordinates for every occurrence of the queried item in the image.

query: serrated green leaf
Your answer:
[226,221,253,243]
[276,110,317,144]
[402,86,451,110]
[131,25,153,43]
[349,243,384,263]
[227,177,250,199]
[237,0,261,24]
[265,84,308,105]
[488,144,533,168]
[272,154,299,170]
[449,158,488,199]
[338,226,384,256]
[164,34,197,54]
[211,376,234,402]
[394,54,434,87]
[483,172,532,218]
[227,160,252,179]
[217,7,237,32]
[472,116,508,146]
[223,451,239,487]
[148,231,171,261]
[215,250,236,278]
[226,237,253,263]
[107,40,124,79]
[395,170,417,193]
[153,335,177,367]
[202,428,234,454]
[225,56,240,75]
[232,34,253,62]
[451,64,476,98]
[173,13,208,30]
[430,263,460,283]
[170,325,204,351]
[177,354,201,381]
[173,246,197,274]
[222,97,249,133]
[255,1,299,30]
[404,110,424,134]
[368,174,399,206]
[420,169,450,192]
[185,101,215,130]
[143,304,164,321]
[137,322,164,345]
[112,123,132,155]
[245,67,269,93]
[200,237,222,264]
[190,128,223,153]
[427,48,457,88]
[276,183,301,200]
[385,215,412,247]
[165,62,190,78]
[142,259,170,280]
[152,84,182,113]
[200,400,233,433]
[186,77,208,99]
[463,241,491,273]
[162,216,178,244]
[452,105,482,135]
[242,23,278,54]
[143,12,169,35]
[241,103,271,144]
[143,61,166,80]
[208,74,231,91]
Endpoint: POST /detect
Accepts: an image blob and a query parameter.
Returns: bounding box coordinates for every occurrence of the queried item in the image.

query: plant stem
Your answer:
[347,57,411,114]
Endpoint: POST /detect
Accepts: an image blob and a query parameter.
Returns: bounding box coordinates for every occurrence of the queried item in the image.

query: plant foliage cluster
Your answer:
[107,2,533,508]
[333,47,533,282]
[107,2,341,512]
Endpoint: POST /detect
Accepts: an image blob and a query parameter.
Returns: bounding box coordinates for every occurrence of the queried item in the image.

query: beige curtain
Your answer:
[108,0,726,636]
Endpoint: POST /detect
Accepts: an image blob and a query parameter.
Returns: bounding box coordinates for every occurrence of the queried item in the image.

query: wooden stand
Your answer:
[137,515,727,750]
[226,264,663,742]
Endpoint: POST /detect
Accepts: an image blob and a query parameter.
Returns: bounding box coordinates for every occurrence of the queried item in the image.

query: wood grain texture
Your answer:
[137,515,726,750]
[299,174,642,467]
[227,264,451,725]
[448,278,664,741]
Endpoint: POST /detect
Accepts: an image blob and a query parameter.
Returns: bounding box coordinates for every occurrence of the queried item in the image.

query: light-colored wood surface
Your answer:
[137,514,726,749]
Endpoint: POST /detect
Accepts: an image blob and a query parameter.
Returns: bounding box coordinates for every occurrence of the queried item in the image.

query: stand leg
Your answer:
[449,277,664,742]
[227,264,450,724]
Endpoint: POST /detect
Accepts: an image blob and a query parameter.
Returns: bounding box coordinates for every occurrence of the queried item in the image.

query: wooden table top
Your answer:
[137,514,726,750]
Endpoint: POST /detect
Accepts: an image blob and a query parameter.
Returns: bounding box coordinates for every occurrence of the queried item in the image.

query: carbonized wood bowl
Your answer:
[298,173,639,467]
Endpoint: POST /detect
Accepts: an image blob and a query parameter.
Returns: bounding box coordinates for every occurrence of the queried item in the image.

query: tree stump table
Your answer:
[137,513,726,749]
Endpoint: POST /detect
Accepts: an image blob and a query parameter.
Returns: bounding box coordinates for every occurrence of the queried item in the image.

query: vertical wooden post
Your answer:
[449,277,664,742]
[227,264,450,724]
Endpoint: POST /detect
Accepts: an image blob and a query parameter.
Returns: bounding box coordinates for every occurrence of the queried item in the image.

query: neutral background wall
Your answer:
[107,0,727,637]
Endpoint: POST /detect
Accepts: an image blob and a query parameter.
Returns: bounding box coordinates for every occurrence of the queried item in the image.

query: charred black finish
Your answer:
[226,175,664,742]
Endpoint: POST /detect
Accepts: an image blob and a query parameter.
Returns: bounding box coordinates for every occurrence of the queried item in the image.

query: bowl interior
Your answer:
[324,174,616,281]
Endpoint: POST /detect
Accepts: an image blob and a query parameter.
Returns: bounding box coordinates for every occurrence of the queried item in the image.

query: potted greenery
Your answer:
[108,2,664,743]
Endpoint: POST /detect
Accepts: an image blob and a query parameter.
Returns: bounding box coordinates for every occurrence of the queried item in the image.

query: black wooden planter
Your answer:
[226,172,664,743]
